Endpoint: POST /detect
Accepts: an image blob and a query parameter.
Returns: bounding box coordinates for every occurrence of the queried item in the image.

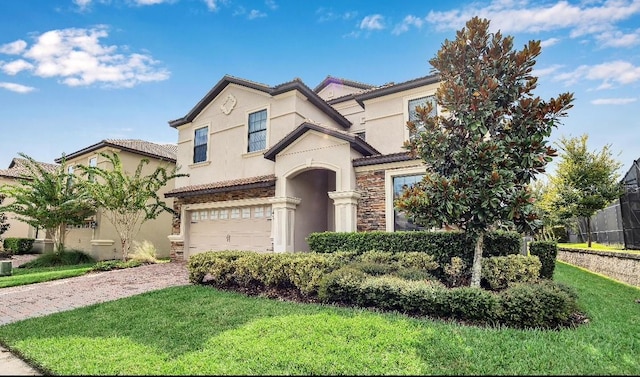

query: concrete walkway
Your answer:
[0,260,190,375]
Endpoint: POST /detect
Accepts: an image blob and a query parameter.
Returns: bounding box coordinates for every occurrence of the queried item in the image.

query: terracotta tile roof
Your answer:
[0,158,59,179]
[165,174,276,198]
[56,139,177,163]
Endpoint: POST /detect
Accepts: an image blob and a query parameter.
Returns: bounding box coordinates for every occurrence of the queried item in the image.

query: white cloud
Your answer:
[360,14,385,30]
[532,64,564,77]
[316,8,358,22]
[265,0,277,11]
[73,0,92,10]
[392,15,425,35]
[0,40,27,55]
[1,59,34,75]
[248,9,267,19]
[0,82,36,93]
[425,0,640,47]
[591,98,637,105]
[596,28,640,47]
[135,0,171,4]
[0,26,169,88]
[540,37,560,48]
[555,60,640,88]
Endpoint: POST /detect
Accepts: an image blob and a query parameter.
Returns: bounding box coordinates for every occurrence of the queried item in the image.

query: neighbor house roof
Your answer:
[0,158,58,179]
[165,174,277,198]
[55,139,177,163]
[168,75,352,129]
[264,121,379,161]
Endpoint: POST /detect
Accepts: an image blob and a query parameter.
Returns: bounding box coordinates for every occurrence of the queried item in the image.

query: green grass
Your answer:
[0,264,95,288]
[0,261,638,375]
[558,242,631,252]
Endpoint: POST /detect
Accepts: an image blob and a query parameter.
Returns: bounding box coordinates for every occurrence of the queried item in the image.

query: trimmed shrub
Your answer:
[349,261,397,276]
[498,280,580,329]
[529,241,558,279]
[306,230,520,277]
[551,226,568,243]
[3,238,35,254]
[484,231,522,257]
[187,250,249,285]
[356,275,409,311]
[286,253,337,295]
[443,257,470,287]
[391,267,437,282]
[444,287,499,322]
[92,259,142,271]
[317,267,367,304]
[481,255,541,290]
[395,252,439,271]
[400,280,448,318]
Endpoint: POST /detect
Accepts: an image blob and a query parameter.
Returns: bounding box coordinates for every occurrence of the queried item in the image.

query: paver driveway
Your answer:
[0,260,190,375]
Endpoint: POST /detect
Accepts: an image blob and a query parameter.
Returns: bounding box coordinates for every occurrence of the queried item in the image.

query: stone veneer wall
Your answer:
[356,169,386,231]
[558,247,640,287]
[169,186,275,261]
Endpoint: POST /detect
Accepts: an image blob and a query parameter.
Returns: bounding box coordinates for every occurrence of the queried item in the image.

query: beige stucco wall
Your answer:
[174,85,347,188]
[362,83,440,155]
[0,176,38,242]
[65,148,175,260]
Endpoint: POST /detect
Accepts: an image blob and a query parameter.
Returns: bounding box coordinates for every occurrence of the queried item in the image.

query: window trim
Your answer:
[403,93,437,141]
[245,106,269,154]
[193,125,209,164]
[385,166,426,231]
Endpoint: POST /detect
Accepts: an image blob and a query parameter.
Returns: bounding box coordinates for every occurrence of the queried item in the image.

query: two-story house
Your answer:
[0,158,59,253]
[58,139,177,261]
[165,74,440,260]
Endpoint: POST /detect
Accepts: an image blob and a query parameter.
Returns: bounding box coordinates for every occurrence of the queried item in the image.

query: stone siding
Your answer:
[558,248,640,287]
[169,187,275,261]
[356,169,386,231]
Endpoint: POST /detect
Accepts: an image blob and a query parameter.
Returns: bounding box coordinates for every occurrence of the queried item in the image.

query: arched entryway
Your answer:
[286,168,336,251]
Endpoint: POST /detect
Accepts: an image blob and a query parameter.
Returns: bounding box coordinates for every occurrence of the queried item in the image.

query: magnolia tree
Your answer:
[76,152,186,261]
[396,17,574,287]
[0,153,95,253]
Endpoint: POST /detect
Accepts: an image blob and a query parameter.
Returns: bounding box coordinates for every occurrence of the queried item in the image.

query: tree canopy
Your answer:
[75,151,186,260]
[0,153,95,253]
[547,134,623,247]
[395,17,574,287]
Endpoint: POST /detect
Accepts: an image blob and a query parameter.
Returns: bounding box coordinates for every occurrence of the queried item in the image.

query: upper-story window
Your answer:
[88,156,97,181]
[408,95,437,135]
[248,109,267,153]
[193,126,208,163]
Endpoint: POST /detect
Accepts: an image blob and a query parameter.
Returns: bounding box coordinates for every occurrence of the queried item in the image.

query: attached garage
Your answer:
[187,204,272,255]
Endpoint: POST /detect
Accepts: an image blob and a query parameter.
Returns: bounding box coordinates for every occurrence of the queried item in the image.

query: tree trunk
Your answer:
[586,216,592,248]
[470,232,484,288]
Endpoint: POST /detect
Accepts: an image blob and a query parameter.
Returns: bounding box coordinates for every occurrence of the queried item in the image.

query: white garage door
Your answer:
[188,205,272,255]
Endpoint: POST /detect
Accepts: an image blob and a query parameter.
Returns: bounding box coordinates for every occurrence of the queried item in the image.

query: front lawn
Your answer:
[558,242,636,252]
[0,264,95,288]
[0,261,638,375]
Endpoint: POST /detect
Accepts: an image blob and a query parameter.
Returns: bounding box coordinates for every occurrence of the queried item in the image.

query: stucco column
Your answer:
[328,191,361,232]
[269,197,301,253]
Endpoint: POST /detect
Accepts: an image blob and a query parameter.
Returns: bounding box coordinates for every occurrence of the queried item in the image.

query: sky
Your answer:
[0,0,639,178]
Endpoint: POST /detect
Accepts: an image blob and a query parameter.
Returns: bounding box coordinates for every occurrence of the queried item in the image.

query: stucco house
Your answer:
[0,158,59,253]
[57,139,177,261]
[165,74,441,260]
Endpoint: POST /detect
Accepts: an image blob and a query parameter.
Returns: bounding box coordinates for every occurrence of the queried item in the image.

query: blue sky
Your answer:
[1,0,639,177]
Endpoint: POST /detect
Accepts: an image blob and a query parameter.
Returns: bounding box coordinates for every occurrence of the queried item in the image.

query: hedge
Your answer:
[529,241,558,279]
[3,238,35,254]
[306,230,522,276]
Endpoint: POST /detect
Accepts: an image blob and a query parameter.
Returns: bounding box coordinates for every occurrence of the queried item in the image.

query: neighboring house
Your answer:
[57,139,177,261]
[0,158,59,252]
[165,74,441,260]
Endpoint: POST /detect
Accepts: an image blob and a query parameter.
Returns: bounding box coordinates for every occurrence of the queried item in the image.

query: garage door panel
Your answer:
[188,210,271,255]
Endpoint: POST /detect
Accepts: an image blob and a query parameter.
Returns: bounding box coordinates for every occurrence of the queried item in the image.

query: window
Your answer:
[248,109,267,152]
[408,96,436,135]
[219,209,228,219]
[265,206,272,219]
[254,206,264,218]
[193,126,208,163]
[242,208,251,219]
[67,166,74,174]
[392,174,425,231]
[191,212,199,222]
[210,209,219,220]
[199,210,208,220]
[88,157,97,181]
[231,208,240,219]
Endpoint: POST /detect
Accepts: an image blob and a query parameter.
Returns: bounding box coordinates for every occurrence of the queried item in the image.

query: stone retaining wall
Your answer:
[557,247,640,287]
